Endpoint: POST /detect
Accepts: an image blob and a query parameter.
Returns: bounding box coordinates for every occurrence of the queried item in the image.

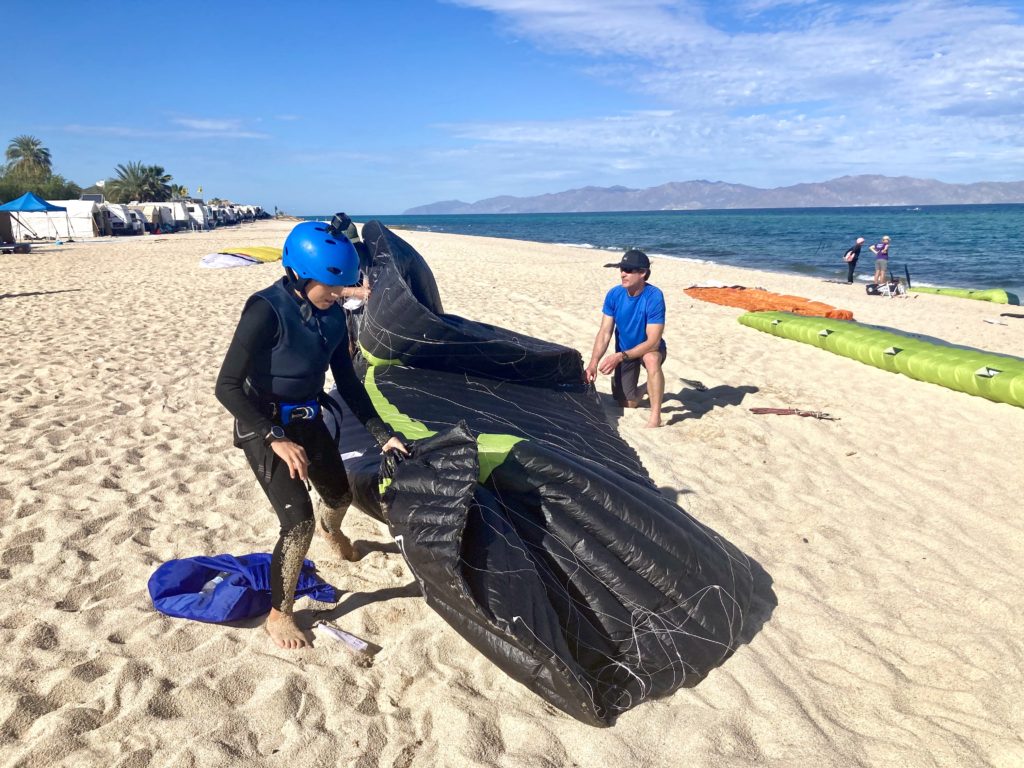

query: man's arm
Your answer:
[597,322,664,375]
[620,323,664,361]
[585,314,616,383]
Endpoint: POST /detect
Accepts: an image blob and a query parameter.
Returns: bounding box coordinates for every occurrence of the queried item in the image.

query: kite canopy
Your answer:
[0,192,67,212]
[329,222,757,726]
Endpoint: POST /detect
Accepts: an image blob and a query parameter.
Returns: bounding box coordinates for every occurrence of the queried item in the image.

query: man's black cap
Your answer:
[605,249,650,270]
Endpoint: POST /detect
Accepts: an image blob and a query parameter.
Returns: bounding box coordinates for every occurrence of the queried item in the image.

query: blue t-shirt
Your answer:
[602,284,667,352]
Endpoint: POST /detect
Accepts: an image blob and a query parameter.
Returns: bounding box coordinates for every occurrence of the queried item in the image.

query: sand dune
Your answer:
[1,221,1022,767]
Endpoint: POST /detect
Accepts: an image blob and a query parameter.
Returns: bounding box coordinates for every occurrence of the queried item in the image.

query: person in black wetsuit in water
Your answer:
[215,220,408,650]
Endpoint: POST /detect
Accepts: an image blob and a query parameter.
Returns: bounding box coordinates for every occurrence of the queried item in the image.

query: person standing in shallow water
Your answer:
[585,249,667,428]
[215,221,407,650]
[843,237,865,284]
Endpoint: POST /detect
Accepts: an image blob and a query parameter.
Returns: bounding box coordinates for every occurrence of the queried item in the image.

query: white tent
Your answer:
[12,200,102,240]
[132,204,175,232]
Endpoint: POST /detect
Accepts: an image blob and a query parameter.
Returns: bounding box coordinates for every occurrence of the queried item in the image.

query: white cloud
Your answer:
[170,117,269,138]
[431,0,1024,194]
[448,0,1024,119]
[62,120,269,140]
[173,118,239,131]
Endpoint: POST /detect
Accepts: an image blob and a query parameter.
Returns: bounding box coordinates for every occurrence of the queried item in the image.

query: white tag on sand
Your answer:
[313,621,372,654]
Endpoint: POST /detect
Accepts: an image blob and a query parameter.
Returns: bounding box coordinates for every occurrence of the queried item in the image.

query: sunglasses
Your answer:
[620,267,643,274]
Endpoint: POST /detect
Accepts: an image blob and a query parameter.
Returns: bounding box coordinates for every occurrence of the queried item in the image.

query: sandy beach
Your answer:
[1,219,1022,767]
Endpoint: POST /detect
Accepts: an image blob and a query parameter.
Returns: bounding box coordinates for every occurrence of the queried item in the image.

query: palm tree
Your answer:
[106,162,173,202]
[141,164,173,201]
[168,183,188,200]
[5,135,53,174]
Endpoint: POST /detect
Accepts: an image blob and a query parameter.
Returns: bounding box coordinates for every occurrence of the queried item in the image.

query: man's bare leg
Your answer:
[317,498,358,562]
[643,352,665,428]
[265,518,315,650]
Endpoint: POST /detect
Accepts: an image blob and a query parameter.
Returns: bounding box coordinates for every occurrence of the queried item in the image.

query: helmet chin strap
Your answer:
[284,267,316,322]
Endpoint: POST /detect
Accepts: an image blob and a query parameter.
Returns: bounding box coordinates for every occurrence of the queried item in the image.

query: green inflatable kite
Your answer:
[739,311,1024,408]
[909,286,1020,305]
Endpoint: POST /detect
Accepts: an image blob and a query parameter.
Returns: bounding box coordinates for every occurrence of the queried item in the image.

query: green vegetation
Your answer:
[1,135,80,201]
[6,135,52,174]
[1,134,188,205]
[104,162,173,203]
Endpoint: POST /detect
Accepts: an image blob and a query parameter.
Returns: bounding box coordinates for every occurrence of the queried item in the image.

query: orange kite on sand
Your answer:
[684,286,855,320]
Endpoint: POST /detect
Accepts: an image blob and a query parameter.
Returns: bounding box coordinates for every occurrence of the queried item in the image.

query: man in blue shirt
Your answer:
[585,249,667,428]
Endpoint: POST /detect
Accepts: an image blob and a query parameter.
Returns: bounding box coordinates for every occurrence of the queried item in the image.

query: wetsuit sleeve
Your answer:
[215,300,278,439]
[329,347,395,446]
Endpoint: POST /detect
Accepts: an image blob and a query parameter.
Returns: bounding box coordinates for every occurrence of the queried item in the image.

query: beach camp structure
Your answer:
[0,192,70,241]
[164,201,189,230]
[102,203,139,235]
[4,196,108,240]
[131,204,175,233]
[186,202,213,230]
[0,211,13,243]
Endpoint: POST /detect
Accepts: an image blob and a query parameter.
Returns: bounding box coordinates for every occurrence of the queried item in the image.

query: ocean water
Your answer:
[312,205,1024,294]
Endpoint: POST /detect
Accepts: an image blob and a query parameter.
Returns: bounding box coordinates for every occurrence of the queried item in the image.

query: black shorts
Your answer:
[612,348,667,403]
[240,418,351,529]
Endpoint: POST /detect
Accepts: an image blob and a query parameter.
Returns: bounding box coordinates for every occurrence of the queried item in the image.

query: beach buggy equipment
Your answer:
[866,265,911,298]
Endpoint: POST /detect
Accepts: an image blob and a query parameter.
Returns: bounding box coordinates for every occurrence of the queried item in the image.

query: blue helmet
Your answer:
[282,221,358,286]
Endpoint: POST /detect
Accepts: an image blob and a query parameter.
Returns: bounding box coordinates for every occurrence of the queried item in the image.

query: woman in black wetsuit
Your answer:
[215,221,407,650]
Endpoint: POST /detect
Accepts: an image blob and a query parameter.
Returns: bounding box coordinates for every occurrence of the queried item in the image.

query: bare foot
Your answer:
[644,417,663,429]
[320,528,360,562]
[265,609,309,650]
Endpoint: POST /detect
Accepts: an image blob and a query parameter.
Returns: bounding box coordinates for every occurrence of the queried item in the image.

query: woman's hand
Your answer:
[270,439,309,481]
[381,436,410,456]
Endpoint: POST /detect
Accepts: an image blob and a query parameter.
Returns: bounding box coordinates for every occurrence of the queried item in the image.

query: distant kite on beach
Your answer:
[199,246,282,269]
[324,221,757,726]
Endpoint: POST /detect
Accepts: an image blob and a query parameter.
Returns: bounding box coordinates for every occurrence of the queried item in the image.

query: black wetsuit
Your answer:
[844,242,862,284]
[215,278,392,610]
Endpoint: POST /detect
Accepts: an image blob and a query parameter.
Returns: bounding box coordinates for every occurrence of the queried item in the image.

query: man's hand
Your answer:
[598,352,626,375]
[270,439,309,481]
[584,363,599,383]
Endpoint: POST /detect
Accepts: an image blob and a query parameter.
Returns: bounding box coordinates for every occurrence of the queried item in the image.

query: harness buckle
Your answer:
[279,400,321,425]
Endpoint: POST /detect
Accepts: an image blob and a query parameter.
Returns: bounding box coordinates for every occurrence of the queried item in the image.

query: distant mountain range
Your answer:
[404,175,1024,214]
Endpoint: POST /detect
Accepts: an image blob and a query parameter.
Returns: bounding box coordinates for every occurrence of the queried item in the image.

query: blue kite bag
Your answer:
[148,553,337,623]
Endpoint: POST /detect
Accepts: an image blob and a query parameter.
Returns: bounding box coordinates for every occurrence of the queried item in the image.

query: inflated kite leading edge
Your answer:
[738,311,1024,408]
[909,286,1020,305]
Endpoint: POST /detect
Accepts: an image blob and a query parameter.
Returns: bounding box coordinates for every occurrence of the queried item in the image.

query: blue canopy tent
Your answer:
[0,192,70,243]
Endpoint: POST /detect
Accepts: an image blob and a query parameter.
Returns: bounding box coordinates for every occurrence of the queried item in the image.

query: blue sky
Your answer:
[3,0,1022,213]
